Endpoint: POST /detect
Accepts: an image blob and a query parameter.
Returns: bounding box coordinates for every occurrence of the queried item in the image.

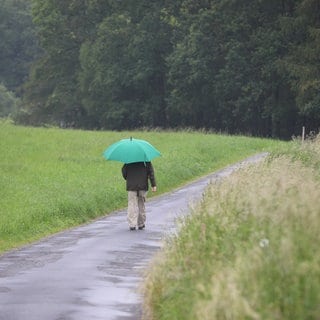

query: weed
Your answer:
[143,138,320,319]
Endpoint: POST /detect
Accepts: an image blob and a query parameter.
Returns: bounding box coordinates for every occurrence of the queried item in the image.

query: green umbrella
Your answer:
[103,137,161,164]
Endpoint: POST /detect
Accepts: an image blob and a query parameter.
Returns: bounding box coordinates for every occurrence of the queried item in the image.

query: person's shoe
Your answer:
[138,224,145,230]
[130,227,136,231]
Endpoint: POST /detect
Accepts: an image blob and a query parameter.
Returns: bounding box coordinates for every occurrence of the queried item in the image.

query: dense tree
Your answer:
[79,13,136,129]
[280,0,320,133]
[166,0,301,137]
[14,0,320,138]
[0,0,40,92]
[79,0,172,129]
[21,0,112,126]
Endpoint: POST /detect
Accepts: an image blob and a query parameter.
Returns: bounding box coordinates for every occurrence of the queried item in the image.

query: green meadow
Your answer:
[0,120,283,253]
[143,136,320,320]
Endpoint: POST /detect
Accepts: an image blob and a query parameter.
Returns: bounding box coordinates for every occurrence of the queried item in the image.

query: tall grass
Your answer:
[0,121,282,253]
[143,137,320,320]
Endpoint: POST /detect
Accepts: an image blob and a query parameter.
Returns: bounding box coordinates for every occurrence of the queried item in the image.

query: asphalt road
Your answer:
[0,153,267,320]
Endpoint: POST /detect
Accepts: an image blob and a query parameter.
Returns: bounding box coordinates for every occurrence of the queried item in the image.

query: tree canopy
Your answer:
[0,0,40,93]
[10,0,320,138]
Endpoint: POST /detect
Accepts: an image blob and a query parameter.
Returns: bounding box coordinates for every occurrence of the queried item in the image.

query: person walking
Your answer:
[122,161,157,230]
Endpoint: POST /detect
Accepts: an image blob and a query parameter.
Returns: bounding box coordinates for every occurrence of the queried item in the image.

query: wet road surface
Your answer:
[0,154,267,320]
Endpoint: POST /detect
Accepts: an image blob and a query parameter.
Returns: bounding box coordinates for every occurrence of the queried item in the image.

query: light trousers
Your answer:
[127,190,147,228]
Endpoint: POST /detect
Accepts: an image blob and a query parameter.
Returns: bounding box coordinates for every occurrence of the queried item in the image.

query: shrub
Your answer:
[0,83,20,117]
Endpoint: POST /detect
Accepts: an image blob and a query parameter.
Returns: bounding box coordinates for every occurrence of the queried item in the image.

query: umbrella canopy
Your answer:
[103,137,161,164]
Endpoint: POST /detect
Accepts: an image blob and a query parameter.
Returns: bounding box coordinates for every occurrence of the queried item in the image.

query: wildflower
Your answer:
[259,238,269,248]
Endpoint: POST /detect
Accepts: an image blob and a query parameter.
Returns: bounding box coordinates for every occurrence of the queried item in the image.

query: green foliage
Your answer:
[22,0,104,127]
[79,13,138,129]
[0,84,21,117]
[78,1,171,129]
[166,0,301,138]
[13,0,320,138]
[0,0,40,92]
[0,122,282,253]
[280,0,320,129]
[143,137,320,320]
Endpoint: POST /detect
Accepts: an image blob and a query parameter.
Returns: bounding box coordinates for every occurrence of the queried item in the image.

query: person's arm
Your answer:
[121,164,127,180]
[146,162,156,191]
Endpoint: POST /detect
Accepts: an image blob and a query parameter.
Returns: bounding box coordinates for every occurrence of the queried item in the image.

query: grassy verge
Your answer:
[0,120,283,253]
[142,136,320,320]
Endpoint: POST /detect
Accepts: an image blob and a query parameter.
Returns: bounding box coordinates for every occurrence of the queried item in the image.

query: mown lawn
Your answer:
[0,121,284,253]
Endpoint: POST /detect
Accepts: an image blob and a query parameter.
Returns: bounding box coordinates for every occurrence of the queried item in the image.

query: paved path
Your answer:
[0,153,267,320]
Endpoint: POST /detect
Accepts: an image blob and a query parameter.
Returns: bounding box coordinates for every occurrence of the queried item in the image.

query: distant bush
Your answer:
[0,84,20,117]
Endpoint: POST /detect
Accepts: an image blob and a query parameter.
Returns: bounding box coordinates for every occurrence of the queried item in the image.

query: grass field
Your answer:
[142,136,320,320]
[0,120,284,253]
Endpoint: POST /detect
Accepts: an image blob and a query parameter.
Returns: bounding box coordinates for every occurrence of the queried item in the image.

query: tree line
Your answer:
[1,0,320,139]
[0,0,41,117]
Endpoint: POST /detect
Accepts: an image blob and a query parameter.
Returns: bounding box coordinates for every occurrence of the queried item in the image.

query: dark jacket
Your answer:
[122,162,156,191]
